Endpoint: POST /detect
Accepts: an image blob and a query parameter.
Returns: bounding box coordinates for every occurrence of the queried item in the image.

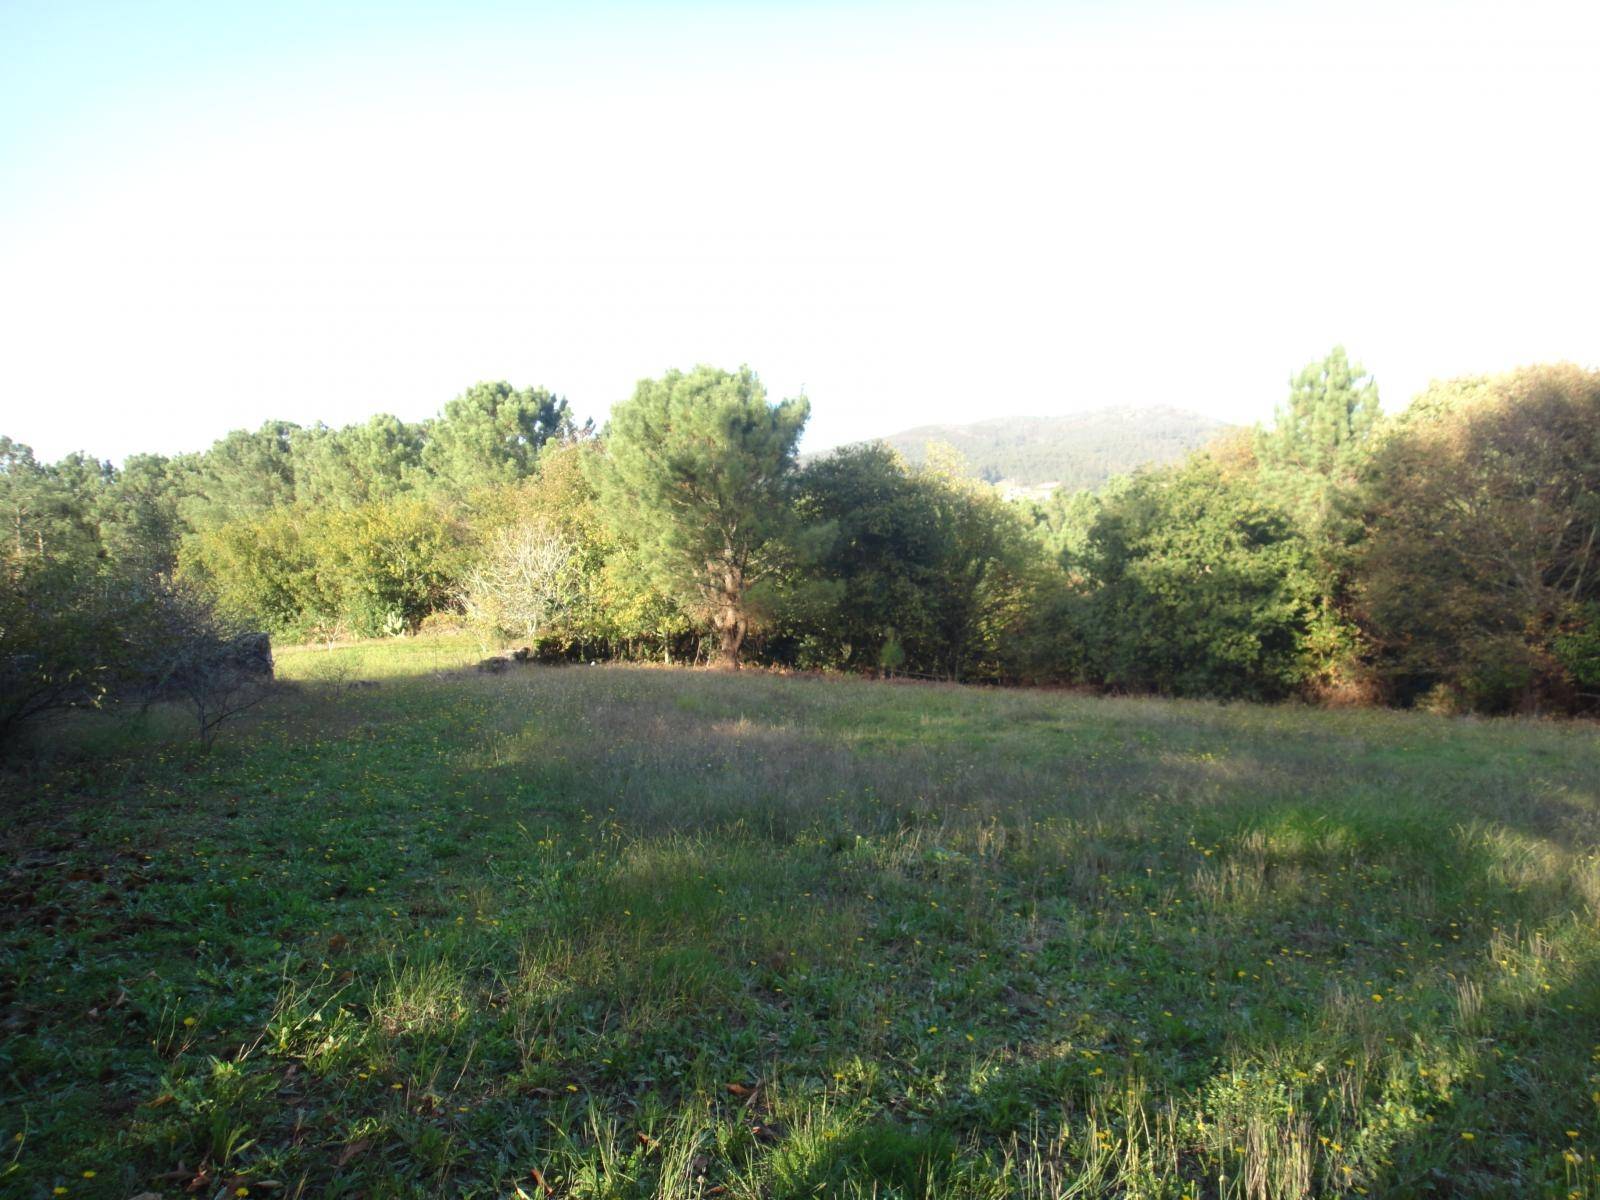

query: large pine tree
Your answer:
[588,365,809,669]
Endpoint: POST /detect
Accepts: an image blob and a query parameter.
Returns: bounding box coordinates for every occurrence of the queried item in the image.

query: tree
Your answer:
[1,548,265,754]
[588,365,809,669]
[793,442,1048,679]
[0,438,101,561]
[293,414,424,509]
[1068,456,1321,700]
[96,453,188,575]
[1354,364,1600,712]
[912,450,1045,680]
[179,422,300,529]
[1553,606,1600,699]
[179,496,465,640]
[483,440,690,660]
[1256,346,1380,486]
[1249,350,1381,690]
[795,443,940,671]
[421,382,577,494]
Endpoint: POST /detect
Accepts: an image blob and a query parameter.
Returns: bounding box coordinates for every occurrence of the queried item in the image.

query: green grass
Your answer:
[4,637,1600,1198]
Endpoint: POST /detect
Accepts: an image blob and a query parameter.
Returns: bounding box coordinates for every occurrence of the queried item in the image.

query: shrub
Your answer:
[0,554,122,750]
[458,521,580,649]
[128,576,275,747]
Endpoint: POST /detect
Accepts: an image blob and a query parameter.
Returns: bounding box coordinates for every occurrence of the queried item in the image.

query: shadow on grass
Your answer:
[5,662,1600,1197]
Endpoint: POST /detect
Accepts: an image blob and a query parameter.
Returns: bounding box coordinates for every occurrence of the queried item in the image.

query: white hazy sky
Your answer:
[2,0,1597,464]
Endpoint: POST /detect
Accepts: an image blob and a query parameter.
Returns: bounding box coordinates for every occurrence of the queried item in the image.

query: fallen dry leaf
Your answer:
[335,1138,370,1168]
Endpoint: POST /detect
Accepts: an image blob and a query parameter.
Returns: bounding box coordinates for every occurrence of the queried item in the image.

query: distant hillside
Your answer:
[869,407,1232,494]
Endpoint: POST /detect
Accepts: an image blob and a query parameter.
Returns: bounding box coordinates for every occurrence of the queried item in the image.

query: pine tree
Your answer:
[588,365,808,669]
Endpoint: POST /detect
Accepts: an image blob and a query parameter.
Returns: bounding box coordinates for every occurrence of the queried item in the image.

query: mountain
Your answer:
[867,407,1233,496]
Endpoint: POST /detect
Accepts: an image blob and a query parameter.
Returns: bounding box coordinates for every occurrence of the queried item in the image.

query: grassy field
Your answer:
[4,638,1600,1199]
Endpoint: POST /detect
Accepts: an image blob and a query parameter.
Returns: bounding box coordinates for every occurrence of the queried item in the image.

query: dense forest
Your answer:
[4,351,1599,749]
[875,407,1230,490]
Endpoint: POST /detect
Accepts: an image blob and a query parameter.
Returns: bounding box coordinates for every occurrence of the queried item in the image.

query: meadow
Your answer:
[3,638,1599,1199]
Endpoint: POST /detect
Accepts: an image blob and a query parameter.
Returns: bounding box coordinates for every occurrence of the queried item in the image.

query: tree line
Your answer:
[3,353,1598,748]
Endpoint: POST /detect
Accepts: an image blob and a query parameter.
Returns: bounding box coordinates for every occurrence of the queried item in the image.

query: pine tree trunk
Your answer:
[717,620,742,670]
[712,558,746,670]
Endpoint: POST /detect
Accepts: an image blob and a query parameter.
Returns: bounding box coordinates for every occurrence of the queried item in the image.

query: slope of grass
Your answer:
[3,638,1599,1198]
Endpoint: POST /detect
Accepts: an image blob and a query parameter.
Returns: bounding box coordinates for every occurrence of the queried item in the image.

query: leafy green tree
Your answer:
[913,458,1044,680]
[794,443,939,671]
[1029,483,1114,562]
[1247,351,1381,690]
[1069,456,1321,699]
[1553,606,1600,697]
[588,365,809,669]
[180,496,465,639]
[421,382,576,494]
[796,443,1048,679]
[50,451,114,528]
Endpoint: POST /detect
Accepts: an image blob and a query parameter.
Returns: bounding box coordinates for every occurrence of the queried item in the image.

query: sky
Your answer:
[2,0,1597,465]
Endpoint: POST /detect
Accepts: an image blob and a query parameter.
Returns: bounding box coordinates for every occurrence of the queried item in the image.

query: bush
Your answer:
[177,509,330,637]
[1,557,273,755]
[178,497,465,639]
[314,498,464,636]
[1553,605,1600,699]
[0,555,123,750]
[458,521,579,649]
[126,576,275,746]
